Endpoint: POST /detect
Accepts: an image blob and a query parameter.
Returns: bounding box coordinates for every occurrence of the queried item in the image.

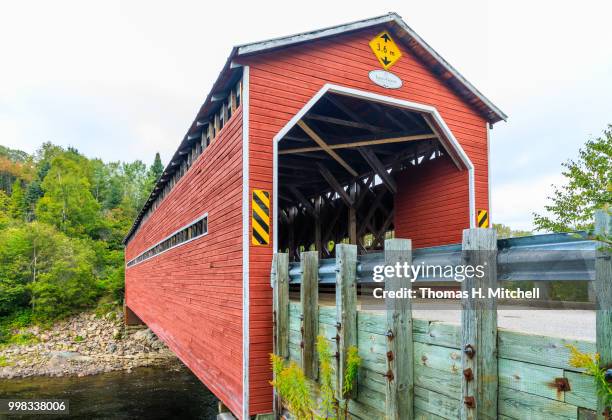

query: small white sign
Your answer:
[368,70,403,89]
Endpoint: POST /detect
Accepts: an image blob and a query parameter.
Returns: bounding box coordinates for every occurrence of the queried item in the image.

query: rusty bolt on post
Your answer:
[464,344,475,359]
[336,322,342,330]
[464,396,475,408]
[300,341,304,349]
[385,329,394,340]
[386,351,394,362]
[382,370,394,381]
[463,368,473,381]
[335,352,340,360]
[554,378,571,392]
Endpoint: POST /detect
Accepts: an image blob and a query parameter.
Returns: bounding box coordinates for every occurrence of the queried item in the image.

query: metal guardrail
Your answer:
[288,232,597,284]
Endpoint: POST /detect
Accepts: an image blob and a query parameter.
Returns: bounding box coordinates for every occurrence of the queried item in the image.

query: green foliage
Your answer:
[269,354,313,419]
[8,332,38,346]
[342,346,361,398]
[0,222,99,319]
[148,152,164,185]
[0,355,11,367]
[0,309,33,344]
[567,344,612,410]
[9,179,26,220]
[36,155,100,236]
[534,125,612,232]
[0,141,163,328]
[74,335,84,342]
[316,335,337,419]
[270,341,362,420]
[493,223,532,239]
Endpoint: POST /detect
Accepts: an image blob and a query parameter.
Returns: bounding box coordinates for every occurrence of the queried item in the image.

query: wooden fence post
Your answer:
[461,228,498,420]
[272,253,289,419]
[300,250,319,380]
[594,209,611,420]
[335,243,358,399]
[384,238,414,420]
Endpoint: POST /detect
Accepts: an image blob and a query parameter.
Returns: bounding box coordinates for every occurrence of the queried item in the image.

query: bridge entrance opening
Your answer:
[274,86,474,261]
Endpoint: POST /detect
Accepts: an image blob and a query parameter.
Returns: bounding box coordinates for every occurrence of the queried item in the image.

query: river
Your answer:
[0,365,219,419]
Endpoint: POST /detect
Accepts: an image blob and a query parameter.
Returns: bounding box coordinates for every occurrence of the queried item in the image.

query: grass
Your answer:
[0,355,12,367]
[74,335,84,342]
[8,332,39,346]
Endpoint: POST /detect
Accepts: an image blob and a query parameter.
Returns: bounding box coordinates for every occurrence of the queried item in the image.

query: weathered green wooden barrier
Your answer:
[272,211,610,420]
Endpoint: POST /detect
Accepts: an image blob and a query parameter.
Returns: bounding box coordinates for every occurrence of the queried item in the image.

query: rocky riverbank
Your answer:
[0,310,179,379]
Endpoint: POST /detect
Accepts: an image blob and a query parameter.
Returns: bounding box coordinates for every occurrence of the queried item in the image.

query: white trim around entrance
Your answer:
[272,83,477,251]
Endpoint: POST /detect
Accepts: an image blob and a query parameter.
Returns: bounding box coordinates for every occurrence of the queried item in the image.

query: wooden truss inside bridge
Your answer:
[277,92,447,260]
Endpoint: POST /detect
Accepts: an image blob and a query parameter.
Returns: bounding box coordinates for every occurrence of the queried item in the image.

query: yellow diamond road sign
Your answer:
[369,31,402,70]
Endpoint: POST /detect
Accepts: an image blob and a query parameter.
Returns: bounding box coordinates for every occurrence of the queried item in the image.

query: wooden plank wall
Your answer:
[287,303,597,419]
[125,110,244,417]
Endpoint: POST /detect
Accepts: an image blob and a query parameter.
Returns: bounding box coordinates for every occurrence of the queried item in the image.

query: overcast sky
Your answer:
[1,1,611,230]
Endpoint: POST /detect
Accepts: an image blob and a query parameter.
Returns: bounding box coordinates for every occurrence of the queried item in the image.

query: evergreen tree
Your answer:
[148,152,164,184]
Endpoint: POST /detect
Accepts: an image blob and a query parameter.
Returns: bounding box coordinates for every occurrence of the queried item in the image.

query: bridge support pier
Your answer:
[123,304,144,326]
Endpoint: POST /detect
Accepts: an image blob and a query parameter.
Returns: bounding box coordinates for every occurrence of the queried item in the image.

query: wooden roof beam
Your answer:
[368,102,409,131]
[317,163,354,207]
[279,133,436,155]
[304,113,387,133]
[324,95,379,133]
[297,120,358,177]
[359,148,397,194]
[289,185,315,215]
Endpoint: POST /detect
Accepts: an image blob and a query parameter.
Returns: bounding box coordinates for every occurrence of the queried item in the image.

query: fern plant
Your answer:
[566,345,612,413]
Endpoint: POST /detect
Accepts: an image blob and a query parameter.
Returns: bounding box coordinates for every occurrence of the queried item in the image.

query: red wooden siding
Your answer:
[244,27,489,414]
[125,109,244,418]
[394,155,469,248]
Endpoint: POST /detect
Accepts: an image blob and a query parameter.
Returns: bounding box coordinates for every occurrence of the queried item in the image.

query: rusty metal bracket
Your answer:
[464,396,475,408]
[335,351,340,360]
[463,368,474,381]
[385,329,395,340]
[554,377,571,392]
[382,370,394,381]
[464,344,475,359]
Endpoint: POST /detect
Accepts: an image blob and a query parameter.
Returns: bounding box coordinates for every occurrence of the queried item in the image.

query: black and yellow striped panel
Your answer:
[252,189,270,246]
[477,209,489,228]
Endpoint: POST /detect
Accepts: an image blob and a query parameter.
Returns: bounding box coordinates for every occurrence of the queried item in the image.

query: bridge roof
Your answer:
[124,12,507,244]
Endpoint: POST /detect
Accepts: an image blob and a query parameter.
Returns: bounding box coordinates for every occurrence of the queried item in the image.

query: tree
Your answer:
[9,179,26,220]
[493,223,532,239]
[0,190,10,229]
[533,125,612,232]
[148,152,164,184]
[24,181,43,221]
[36,155,101,237]
[0,222,98,318]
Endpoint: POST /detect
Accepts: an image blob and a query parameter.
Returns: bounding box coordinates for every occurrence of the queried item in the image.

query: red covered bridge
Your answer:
[123,13,506,419]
